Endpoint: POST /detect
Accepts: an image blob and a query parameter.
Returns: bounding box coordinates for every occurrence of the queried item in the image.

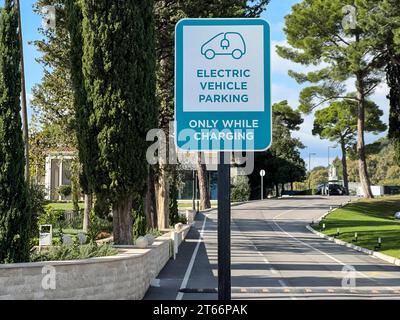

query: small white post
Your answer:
[171,231,178,260]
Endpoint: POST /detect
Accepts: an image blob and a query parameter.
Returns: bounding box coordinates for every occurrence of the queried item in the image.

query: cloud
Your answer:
[271,83,300,108]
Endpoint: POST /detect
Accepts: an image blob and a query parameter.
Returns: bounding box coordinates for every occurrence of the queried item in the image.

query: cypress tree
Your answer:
[66,0,97,232]
[0,0,31,263]
[81,0,157,244]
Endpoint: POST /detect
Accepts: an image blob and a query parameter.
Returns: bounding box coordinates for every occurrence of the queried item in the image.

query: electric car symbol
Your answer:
[201,32,247,60]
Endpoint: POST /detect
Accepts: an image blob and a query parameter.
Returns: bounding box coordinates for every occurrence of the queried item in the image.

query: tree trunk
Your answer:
[356,76,373,198]
[156,165,169,230]
[197,152,211,210]
[340,139,349,195]
[145,166,157,229]
[275,184,279,197]
[112,195,133,245]
[83,193,92,233]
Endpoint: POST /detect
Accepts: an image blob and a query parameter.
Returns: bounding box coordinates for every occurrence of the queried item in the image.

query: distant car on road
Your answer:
[316,184,346,195]
[201,32,246,60]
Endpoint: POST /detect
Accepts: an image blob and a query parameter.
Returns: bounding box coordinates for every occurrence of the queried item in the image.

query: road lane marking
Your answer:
[231,219,279,276]
[278,280,288,287]
[176,214,208,300]
[271,208,374,281]
[270,202,398,293]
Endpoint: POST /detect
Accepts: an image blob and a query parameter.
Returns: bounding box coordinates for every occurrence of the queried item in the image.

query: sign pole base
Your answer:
[218,152,231,300]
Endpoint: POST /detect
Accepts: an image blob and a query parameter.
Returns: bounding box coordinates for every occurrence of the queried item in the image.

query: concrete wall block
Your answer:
[0,233,189,300]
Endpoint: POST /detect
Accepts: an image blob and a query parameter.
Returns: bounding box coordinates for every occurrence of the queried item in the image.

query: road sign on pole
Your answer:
[175,18,271,152]
[260,169,266,200]
[175,18,271,301]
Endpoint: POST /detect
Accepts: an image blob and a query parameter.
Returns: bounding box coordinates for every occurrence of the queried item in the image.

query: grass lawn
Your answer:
[53,228,83,235]
[178,200,218,210]
[45,202,84,211]
[314,196,400,258]
[178,200,246,210]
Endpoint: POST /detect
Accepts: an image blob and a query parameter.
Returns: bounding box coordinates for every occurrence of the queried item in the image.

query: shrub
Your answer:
[177,215,187,225]
[132,195,147,240]
[58,185,72,198]
[231,176,251,202]
[30,243,118,262]
[69,209,84,229]
[37,207,65,229]
[86,212,112,243]
[169,182,180,225]
[146,228,163,238]
[29,184,46,216]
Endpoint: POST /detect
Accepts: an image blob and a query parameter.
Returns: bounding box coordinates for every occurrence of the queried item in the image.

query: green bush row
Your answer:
[30,243,118,262]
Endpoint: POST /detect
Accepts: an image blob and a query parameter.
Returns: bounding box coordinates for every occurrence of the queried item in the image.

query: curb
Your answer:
[306,224,400,267]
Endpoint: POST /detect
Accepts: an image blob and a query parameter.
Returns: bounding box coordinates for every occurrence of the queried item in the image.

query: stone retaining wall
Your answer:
[0,227,190,300]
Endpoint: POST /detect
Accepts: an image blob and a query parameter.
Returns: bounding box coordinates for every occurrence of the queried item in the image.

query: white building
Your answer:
[44,150,76,201]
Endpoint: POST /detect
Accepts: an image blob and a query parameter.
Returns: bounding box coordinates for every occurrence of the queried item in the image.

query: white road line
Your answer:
[231,220,278,275]
[278,280,287,287]
[176,214,208,301]
[231,214,296,299]
[270,205,380,282]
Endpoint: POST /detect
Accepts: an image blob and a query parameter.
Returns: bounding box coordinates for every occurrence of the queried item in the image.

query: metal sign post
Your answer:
[218,152,231,300]
[175,18,271,301]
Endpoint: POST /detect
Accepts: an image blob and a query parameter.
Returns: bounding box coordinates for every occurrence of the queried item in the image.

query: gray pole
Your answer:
[192,170,196,210]
[261,175,264,200]
[218,152,231,300]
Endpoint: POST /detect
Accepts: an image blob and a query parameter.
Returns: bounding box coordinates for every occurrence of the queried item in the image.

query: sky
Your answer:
[20,0,390,170]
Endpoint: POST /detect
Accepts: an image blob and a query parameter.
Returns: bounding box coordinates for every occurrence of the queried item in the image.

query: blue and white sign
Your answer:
[175,18,271,152]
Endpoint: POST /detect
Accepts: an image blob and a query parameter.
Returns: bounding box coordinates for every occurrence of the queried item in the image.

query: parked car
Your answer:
[316,184,346,195]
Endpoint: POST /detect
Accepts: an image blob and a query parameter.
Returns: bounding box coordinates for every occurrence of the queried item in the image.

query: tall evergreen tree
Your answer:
[364,0,400,161]
[277,0,389,198]
[313,99,386,194]
[0,0,31,263]
[80,0,157,244]
[65,0,95,233]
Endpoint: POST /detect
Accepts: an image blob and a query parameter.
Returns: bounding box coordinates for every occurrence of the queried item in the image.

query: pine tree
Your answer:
[277,0,390,198]
[80,0,157,244]
[0,0,31,263]
[313,99,386,194]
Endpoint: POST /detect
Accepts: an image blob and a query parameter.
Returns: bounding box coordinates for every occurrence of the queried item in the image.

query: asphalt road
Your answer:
[144,196,400,300]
